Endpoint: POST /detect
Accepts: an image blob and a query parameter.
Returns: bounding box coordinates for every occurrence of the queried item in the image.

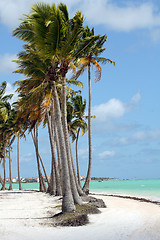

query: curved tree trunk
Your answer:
[69,140,85,196]
[17,135,22,190]
[61,77,82,205]
[51,80,75,213]
[31,131,49,186]
[83,63,92,194]
[33,125,47,192]
[8,146,12,190]
[39,154,49,185]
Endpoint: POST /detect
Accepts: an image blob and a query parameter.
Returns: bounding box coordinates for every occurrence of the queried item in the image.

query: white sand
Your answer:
[0,190,160,240]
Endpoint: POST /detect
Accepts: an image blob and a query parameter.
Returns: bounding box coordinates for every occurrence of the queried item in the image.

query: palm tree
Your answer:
[8,145,12,190]
[13,3,81,211]
[0,82,14,190]
[12,2,108,210]
[74,27,115,194]
[70,95,87,186]
[17,134,22,190]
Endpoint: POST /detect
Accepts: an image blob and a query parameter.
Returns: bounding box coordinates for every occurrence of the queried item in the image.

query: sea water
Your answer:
[89,179,160,199]
[1,179,160,200]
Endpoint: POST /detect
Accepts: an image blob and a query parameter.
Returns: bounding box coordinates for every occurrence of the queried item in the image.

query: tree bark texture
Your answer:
[51,80,75,212]
[47,112,62,196]
[61,77,82,205]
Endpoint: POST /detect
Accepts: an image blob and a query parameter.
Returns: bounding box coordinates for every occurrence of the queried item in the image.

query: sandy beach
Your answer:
[0,190,160,240]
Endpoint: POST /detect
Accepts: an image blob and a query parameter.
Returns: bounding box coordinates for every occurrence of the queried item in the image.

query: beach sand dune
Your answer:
[0,191,160,240]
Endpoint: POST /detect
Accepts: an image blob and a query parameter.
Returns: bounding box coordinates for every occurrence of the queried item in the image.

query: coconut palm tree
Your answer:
[73,27,115,194]
[0,82,14,190]
[13,3,80,211]
[16,134,22,190]
[13,2,106,211]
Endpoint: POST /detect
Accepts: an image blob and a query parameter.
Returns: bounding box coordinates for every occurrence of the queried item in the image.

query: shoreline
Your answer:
[91,192,160,205]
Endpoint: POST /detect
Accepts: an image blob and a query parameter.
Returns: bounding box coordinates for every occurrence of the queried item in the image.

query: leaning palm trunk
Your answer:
[8,146,12,190]
[39,154,49,185]
[69,140,85,196]
[31,131,49,186]
[83,63,92,194]
[34,125,47,192]
[0,173,3,185]
[17,135,22,190]
[51,79,75,213]
[47,112,62,196]
[61,76,82,205]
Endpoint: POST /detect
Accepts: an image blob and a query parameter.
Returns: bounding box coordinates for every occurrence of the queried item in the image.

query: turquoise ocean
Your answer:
[1,179,160,200]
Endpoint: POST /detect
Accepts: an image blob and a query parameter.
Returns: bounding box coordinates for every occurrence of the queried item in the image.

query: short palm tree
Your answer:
[70,95,87,185]
[0,82,14,190]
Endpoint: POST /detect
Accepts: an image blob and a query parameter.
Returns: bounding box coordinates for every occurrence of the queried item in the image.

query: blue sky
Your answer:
[0,0,160,179]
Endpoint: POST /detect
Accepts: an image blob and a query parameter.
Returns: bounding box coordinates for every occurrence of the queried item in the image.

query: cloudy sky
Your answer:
[0,0,160,179]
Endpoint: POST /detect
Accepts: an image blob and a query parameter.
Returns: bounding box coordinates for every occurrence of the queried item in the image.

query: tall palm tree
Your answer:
[74,27,115,194]
[17,134,22,190]
[8,145,12,190]
[12,2,107,210]
[13,3,81,211]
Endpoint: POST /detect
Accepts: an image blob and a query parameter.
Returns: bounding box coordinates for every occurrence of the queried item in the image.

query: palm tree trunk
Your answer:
[17,135,22,190]
[33,125,47,192]
[69,140,85,196]
[51,80,75,213]
[39,154,49,185]
[0,173,3,185]
[83,63,92,194]
[2,143,6,190]
[61,77,82,205]
[76,128,81,186]
[47,112,62,196]
[31,131,49,185]
[52,104,63,189]
[8,146,12,190]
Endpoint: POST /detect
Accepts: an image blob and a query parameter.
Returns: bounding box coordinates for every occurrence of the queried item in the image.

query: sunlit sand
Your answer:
[0,190,160,240]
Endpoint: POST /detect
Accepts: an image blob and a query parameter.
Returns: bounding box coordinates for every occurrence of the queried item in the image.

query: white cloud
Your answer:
[78,148,88,159]
[82,0,160,32]
[0,53,17,73]
[92,92,141,123]
[20,153,33,162]
[116,129,160,145]
[151,29,160,42]
[0,0,34,28]
[92,98,127,122]
[0,0,80,28]
[6,82,18,103]
[98,150,115,159]
[131,92,141,103]
[1,0,160,33]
